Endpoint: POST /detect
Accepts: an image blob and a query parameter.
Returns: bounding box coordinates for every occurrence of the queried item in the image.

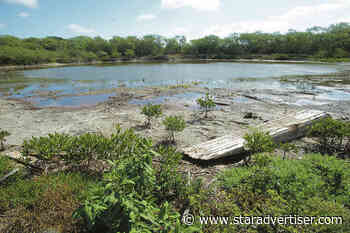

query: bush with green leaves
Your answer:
[217,153,350,233]
[243,128,276,164]
[163,115,186,143]
[279,142,299,159]
[73,141,200,233]
[154,146,198,206]
[141,104,162,127]
[0,130,11,151]
[196,93,216,118]
[308,117,350,154]
[21,126,153,170]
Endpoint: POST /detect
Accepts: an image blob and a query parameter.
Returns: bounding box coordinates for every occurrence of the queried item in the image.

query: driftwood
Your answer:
[182,110,329,160]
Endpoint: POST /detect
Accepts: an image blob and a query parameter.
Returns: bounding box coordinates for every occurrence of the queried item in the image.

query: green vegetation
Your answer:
[1,23,350,65]
[141,104,162,127]
[163,115,186,143]
[2,117,350,232]
[196,93,216,118]
[308,117,350,155]
[0,172,101,233]
[21,126,152,171]
[167,83,192,89]
[279,142,299,160]
[0,156,16,179]
[243,128,276,163]
[73,145,200,233]
[217,153,350,233]
[0,129,10,151]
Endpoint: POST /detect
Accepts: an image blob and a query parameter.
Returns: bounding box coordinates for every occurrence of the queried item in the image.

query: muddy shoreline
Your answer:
[1,84,349,147]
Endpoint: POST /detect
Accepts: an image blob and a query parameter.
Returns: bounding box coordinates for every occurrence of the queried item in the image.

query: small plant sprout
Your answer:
[279,142,299,160]
[141,104,162,128]
[0,130,10,151]
[163,115,186,143]
[196,93,216,118]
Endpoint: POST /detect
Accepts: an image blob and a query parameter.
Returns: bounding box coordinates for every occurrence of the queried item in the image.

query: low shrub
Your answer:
[21,126,153,171]
[196,93,216,118]
[163,115,186,143]
[141,104,162,127]
[73,141,200,233]
[279,142,299,159]
[308,117,350,155]
[243,128,276,164]
[217,153,350,233]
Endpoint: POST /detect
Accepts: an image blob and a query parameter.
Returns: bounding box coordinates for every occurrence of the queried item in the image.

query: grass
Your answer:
[0,171,102,233]
[0,156,14,178]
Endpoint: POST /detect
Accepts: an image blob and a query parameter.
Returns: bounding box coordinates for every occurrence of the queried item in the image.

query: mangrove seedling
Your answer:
[279,142,299,160]
[141,104,163,127]
[163,115,186,143]
[196,93,216,118]
[0,130,10,151]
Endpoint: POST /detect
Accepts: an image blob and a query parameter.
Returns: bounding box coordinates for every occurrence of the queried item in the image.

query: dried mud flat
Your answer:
[1,86,350,182]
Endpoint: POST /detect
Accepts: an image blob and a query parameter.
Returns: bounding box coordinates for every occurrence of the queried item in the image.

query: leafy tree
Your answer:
[141,104,162,127]
[163,115,186,143]
[124,49,135,58]
[1,22,350,65]
[196,93,216,118]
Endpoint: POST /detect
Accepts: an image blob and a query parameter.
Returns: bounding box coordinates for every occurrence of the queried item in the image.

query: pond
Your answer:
[1,62,349,107]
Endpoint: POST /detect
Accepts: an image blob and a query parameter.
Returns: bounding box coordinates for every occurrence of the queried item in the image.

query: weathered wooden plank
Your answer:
[182,110,329,160]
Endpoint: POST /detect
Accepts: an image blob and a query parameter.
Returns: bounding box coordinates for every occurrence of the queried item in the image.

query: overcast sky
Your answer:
[0,0,350,40]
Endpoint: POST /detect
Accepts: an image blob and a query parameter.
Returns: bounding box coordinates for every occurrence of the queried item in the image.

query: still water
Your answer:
[2,62,349,107]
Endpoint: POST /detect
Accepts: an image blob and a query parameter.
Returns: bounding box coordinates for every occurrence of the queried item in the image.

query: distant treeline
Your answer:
[1,23,350,65]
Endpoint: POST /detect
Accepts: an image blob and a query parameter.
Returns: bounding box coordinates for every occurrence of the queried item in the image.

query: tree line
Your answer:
[0,23,350,65]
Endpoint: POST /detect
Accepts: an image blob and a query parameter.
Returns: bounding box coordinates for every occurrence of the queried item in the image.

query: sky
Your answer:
[0,0,350,40]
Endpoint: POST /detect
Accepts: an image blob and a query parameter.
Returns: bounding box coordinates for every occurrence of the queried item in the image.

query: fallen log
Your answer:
[182,110,329,160]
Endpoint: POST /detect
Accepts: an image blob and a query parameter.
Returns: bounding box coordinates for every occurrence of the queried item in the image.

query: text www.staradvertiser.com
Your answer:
[182,213,343,226]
